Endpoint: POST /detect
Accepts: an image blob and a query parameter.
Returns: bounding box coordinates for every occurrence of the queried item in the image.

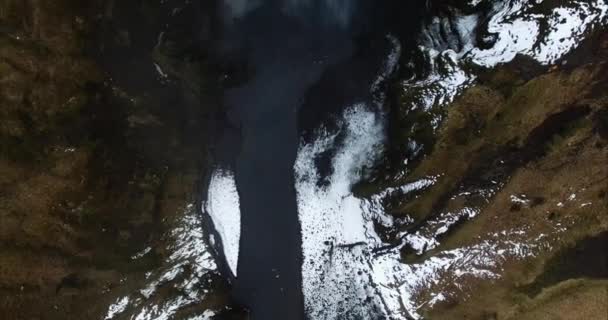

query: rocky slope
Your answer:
[1,1,606,320]
[404,35,608,319]
[364,2,608,317]
[0,1,237,319]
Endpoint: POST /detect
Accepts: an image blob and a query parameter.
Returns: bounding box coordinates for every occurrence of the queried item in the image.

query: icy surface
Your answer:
[188,310,217,320]
[295,39,399,319]
[295,104,388,319]
[466,0,608,66]
[413,0,608,113]
[105,297,130,320]
[205,169,241,277]
[295,102,554,319]
[535,3,608,63]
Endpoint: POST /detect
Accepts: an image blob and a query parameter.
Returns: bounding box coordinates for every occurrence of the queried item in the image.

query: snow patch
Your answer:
[205,169,241,276]
[467,0,608,66]
[105,297,129,320]
[104,205,218,320]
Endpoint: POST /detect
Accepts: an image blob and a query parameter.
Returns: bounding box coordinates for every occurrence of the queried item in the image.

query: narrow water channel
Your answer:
[87,0,608,319]
[216,3,358,319]
[209,1,426,319]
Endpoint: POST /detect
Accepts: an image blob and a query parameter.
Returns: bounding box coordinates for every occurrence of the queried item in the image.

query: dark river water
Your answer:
[212,1,426,319]
[85,1,608,319]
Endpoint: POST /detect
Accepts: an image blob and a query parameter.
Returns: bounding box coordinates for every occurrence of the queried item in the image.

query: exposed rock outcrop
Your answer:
[0,1,230,318]
[375,25,608,320]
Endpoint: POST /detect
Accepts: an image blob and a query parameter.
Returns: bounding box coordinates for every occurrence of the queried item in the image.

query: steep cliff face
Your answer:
[1,1,606,319]
[367,12,608,320]
[407,39,608,319]
[0,1,232,319]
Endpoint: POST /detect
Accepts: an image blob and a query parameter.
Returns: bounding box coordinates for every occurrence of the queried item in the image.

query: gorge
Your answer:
[0,1,607,320]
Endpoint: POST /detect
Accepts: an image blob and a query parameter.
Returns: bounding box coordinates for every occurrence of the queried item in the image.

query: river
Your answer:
[208,1,424,319]
[97,0,608,319]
